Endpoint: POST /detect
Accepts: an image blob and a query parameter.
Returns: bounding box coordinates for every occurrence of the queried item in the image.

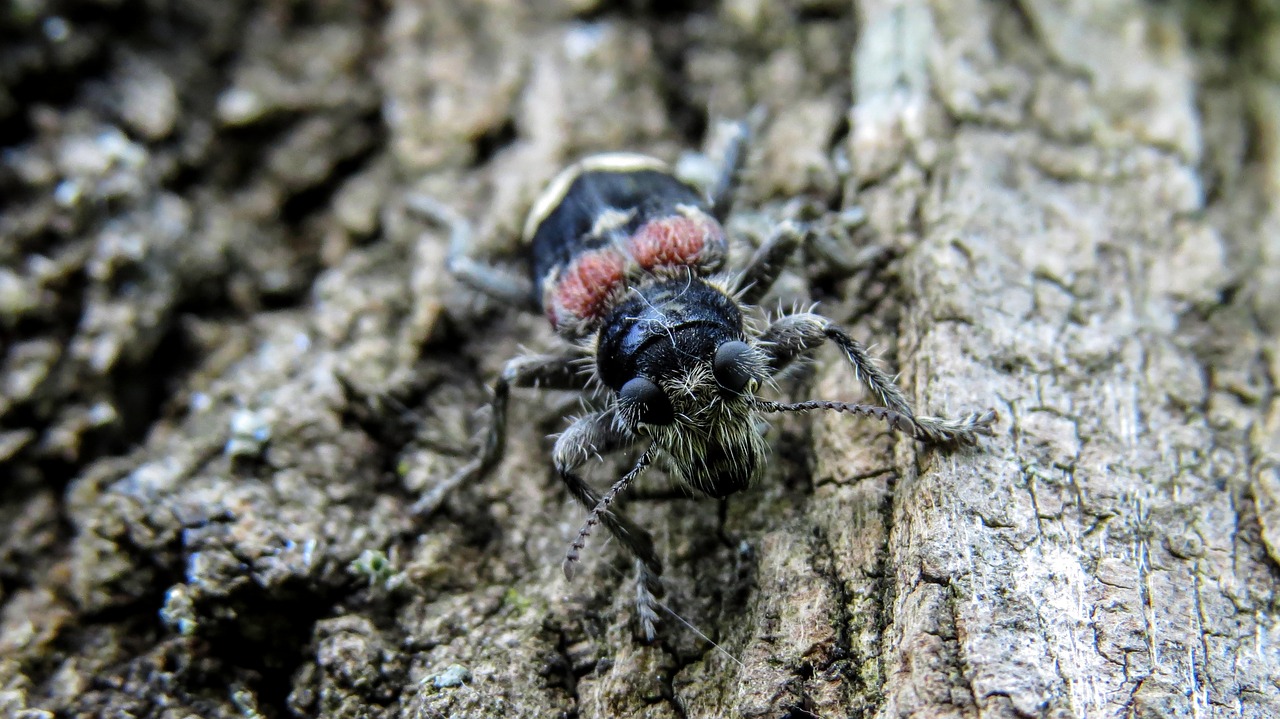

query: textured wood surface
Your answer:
[1,1,1277,718]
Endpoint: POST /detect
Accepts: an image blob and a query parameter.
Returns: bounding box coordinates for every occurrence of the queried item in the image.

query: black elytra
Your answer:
[528,166,707,287]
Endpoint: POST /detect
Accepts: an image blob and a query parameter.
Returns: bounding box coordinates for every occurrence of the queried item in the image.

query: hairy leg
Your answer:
[405,193,537,309]
[553,412,664,640]
[412,348,586,514]
[731,220,808,306]
[707,119,751,223]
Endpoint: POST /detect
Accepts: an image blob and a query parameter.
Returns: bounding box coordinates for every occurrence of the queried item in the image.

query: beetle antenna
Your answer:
[755,398,919,435]
[756,398,995,446]
[562,445,657,580]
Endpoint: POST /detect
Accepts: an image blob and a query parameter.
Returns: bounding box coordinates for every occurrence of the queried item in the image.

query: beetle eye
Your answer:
[619,376,674,425]
[714,340,755,393]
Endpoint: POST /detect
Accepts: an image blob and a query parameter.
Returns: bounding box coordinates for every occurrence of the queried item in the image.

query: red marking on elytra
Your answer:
[630,215,721,270]
[553,248,627,326]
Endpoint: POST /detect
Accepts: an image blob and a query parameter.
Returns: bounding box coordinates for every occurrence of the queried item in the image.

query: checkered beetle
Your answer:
[411,122,995,640]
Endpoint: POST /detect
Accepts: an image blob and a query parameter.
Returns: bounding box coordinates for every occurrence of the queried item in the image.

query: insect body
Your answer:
[530,153,769,501]
[412,125,995,640]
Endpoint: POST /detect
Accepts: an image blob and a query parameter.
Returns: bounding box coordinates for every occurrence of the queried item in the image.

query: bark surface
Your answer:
[1,1,1277,718]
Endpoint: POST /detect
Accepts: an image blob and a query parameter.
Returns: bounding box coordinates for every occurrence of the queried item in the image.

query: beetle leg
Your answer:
[731,220,808,305]
[406,193,537,309]
[708,118,751,223]
[562,444,656,578]
[553,413,665,641]
[412,349,586,515]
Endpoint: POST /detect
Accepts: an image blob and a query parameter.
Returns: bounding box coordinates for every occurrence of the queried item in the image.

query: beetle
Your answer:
[410,122,995,639]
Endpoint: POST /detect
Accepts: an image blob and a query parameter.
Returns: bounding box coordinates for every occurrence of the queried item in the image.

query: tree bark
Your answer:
[1,1,1277,718]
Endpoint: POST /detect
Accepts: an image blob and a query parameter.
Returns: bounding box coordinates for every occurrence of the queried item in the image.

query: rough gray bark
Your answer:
[1,1,1277,718]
